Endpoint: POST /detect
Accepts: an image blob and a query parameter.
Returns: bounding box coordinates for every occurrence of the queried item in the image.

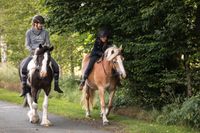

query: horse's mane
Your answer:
[104,45,121,61]
[34,46,50,55]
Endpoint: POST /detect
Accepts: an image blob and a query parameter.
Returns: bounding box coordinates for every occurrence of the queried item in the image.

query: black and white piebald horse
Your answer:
[19,44,54,126]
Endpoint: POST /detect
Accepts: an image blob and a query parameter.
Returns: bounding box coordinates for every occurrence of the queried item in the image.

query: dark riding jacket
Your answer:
[90,38,112,57]
[83,38,112,79]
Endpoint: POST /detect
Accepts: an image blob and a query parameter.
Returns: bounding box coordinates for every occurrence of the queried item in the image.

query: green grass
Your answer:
[0,63,19,83]
[0,88,199,133]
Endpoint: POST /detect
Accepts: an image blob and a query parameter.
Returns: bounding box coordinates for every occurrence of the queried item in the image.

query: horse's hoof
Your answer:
[41,123,52,127]
[86,115,91,118]
[41,120,53,127]
[86,112,91,118]
[103,121,110,126]
[30,119,40,124]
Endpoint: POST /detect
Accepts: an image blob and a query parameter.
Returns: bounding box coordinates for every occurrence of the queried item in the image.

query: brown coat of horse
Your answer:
[81,46,126,125]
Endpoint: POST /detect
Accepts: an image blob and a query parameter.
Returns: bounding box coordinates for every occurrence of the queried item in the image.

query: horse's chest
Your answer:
[28,72,53,88]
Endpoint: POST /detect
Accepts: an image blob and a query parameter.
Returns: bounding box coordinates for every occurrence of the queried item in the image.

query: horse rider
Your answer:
[79,27,113,90]
[20,15,63,97]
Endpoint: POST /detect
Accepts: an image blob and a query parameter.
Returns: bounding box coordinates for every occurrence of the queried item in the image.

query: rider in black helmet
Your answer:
[79,27,112,90]
[20,15,63,97]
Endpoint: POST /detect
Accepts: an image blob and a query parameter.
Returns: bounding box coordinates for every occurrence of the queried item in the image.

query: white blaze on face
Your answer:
[27,55,37,82]
[40,52,48,78]
[104,46,126,79]
[116,55,126,79]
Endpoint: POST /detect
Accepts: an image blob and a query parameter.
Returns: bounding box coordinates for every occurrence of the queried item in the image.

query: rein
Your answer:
[101,60,109,76]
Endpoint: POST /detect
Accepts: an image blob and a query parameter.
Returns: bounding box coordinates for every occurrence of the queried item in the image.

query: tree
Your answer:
[44,0,200,108]
[0,0,44,65]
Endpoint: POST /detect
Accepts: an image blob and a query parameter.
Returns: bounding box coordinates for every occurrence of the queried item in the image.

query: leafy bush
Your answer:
[157,94,200,128]
[0,63,19,83]
[58,75,81,103]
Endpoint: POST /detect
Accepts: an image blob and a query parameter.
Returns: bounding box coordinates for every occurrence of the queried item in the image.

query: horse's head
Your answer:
[104,45,126,79]
[32,44,54,78]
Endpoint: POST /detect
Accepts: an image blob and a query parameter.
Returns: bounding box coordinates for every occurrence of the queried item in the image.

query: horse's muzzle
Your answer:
[120,73,126,79]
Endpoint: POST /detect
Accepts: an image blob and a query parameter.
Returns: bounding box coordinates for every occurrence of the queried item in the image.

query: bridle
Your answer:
[99,52,122,77]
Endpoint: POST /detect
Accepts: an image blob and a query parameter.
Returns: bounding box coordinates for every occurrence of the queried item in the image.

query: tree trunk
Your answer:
[70,45,75,78]
[0,36,7,63]
[185,54,192,97]
[195,3,200,36]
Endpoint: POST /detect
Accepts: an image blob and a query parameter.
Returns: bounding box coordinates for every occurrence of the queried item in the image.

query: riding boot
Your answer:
[20,75,28,97]
[54,73,63,93]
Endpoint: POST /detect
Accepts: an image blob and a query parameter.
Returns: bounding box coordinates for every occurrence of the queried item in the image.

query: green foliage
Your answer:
[158,95,200,128]
[0,0,45,65]
[50,32,94,75]
[44,0,200,108]
[0,63,19,83]
[58,75,81,103]
[1,0,199,108]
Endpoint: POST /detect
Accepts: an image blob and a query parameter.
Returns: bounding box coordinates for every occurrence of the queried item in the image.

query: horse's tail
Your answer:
[81,86,95,111]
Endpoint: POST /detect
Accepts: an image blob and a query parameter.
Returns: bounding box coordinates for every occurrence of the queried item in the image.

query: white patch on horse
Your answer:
[41,94,52,126]
[27,55,37,84]
[27,57,37,71]
[116,55,126,78]
[41,52,48,74]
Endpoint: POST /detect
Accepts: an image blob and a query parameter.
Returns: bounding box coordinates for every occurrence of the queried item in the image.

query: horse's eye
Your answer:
[113,61,117,64]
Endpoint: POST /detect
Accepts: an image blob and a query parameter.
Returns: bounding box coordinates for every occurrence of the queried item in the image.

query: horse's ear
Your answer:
[119,45,122,51]
[49,46,54,51]
[39,44,43,49]
[113,45,117,48]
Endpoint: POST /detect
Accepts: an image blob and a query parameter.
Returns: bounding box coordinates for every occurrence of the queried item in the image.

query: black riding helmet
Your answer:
[97,28,111,38]
[32,15,45,24]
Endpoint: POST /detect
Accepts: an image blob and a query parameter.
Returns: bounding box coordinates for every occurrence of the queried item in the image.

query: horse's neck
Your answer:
[102,59,113,75]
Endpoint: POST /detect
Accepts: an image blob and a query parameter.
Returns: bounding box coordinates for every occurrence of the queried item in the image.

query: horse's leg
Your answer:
[30,89,40,123]
[98,87,109,125]
[26,91,39,123]
[85,86,91,118]
[41,90,52,126]
[106,90,116,116]
[26,93,33,121]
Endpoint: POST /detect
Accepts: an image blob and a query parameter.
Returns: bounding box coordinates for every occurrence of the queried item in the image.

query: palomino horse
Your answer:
[81,45,126,125]
[19,44,54,126]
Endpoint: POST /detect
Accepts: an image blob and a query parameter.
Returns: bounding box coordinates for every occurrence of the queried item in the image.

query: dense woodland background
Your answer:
[0,0,200,128]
